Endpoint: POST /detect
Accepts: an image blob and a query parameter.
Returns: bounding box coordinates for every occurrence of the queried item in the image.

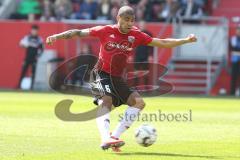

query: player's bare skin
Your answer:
[46,29,90,45]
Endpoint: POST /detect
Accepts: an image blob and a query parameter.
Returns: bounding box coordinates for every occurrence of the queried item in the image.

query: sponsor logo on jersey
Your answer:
[105,41,132,51]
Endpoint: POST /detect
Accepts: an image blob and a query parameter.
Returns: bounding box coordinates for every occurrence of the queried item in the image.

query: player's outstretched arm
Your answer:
[46,28,90,45]
[148,34,197,48]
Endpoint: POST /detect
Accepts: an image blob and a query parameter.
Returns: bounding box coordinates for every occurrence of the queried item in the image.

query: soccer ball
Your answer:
[135,124,157,147]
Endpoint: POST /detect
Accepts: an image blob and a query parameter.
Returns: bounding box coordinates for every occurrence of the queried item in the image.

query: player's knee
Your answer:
[135,98,145,110]
[100,96,112,109]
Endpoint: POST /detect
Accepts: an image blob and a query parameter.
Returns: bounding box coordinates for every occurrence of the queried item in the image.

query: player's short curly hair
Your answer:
[117,6,134,17]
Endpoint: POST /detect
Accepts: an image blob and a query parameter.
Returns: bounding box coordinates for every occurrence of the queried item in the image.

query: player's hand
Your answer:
[186,34,197,43]
[46,35,57,45]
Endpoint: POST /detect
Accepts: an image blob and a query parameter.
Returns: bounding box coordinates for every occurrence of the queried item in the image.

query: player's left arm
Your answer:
[38,38,44,56]
[147,34,197,48]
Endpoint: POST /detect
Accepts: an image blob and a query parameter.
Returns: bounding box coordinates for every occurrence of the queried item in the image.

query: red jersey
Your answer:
[89,24,153,77]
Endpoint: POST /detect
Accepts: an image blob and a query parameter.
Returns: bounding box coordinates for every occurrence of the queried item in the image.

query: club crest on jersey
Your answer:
[128,36,135,43]
[110,34,115,38]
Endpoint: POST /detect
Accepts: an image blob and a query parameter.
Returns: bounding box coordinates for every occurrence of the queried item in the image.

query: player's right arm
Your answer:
[46,28,90,45]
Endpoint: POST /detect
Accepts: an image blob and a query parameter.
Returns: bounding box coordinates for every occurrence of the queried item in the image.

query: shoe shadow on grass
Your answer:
[114,152,222,159]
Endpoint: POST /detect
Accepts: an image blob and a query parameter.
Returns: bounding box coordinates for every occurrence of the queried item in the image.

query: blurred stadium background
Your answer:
[0,0,239,96]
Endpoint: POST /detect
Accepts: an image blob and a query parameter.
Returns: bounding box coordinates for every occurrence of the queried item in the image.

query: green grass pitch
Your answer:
[0,91,240,160]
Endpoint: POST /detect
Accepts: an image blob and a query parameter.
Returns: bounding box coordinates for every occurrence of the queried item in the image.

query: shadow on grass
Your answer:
[114,152,222,159]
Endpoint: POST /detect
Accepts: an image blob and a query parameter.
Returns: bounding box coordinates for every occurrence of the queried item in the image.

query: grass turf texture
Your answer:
[0,91,240,160]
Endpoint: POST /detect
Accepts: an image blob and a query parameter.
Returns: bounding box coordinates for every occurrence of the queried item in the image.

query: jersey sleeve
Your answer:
[138,31,153,46]
[19,35,29,47]
[38,37,44,50]
[89,26,106,38]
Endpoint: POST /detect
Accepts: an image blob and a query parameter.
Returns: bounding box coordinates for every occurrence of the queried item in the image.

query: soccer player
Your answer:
[46,6,197,152]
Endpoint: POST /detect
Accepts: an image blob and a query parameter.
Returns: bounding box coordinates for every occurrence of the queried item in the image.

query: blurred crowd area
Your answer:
[9,0,218,22]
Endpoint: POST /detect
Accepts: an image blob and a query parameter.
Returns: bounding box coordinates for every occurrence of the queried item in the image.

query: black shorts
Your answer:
[90,69,133,107]
[134,62,149,70]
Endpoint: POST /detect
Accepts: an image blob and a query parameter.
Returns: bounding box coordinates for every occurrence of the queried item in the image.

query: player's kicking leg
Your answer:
[111,92,145,143]
[95,95,125,151]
